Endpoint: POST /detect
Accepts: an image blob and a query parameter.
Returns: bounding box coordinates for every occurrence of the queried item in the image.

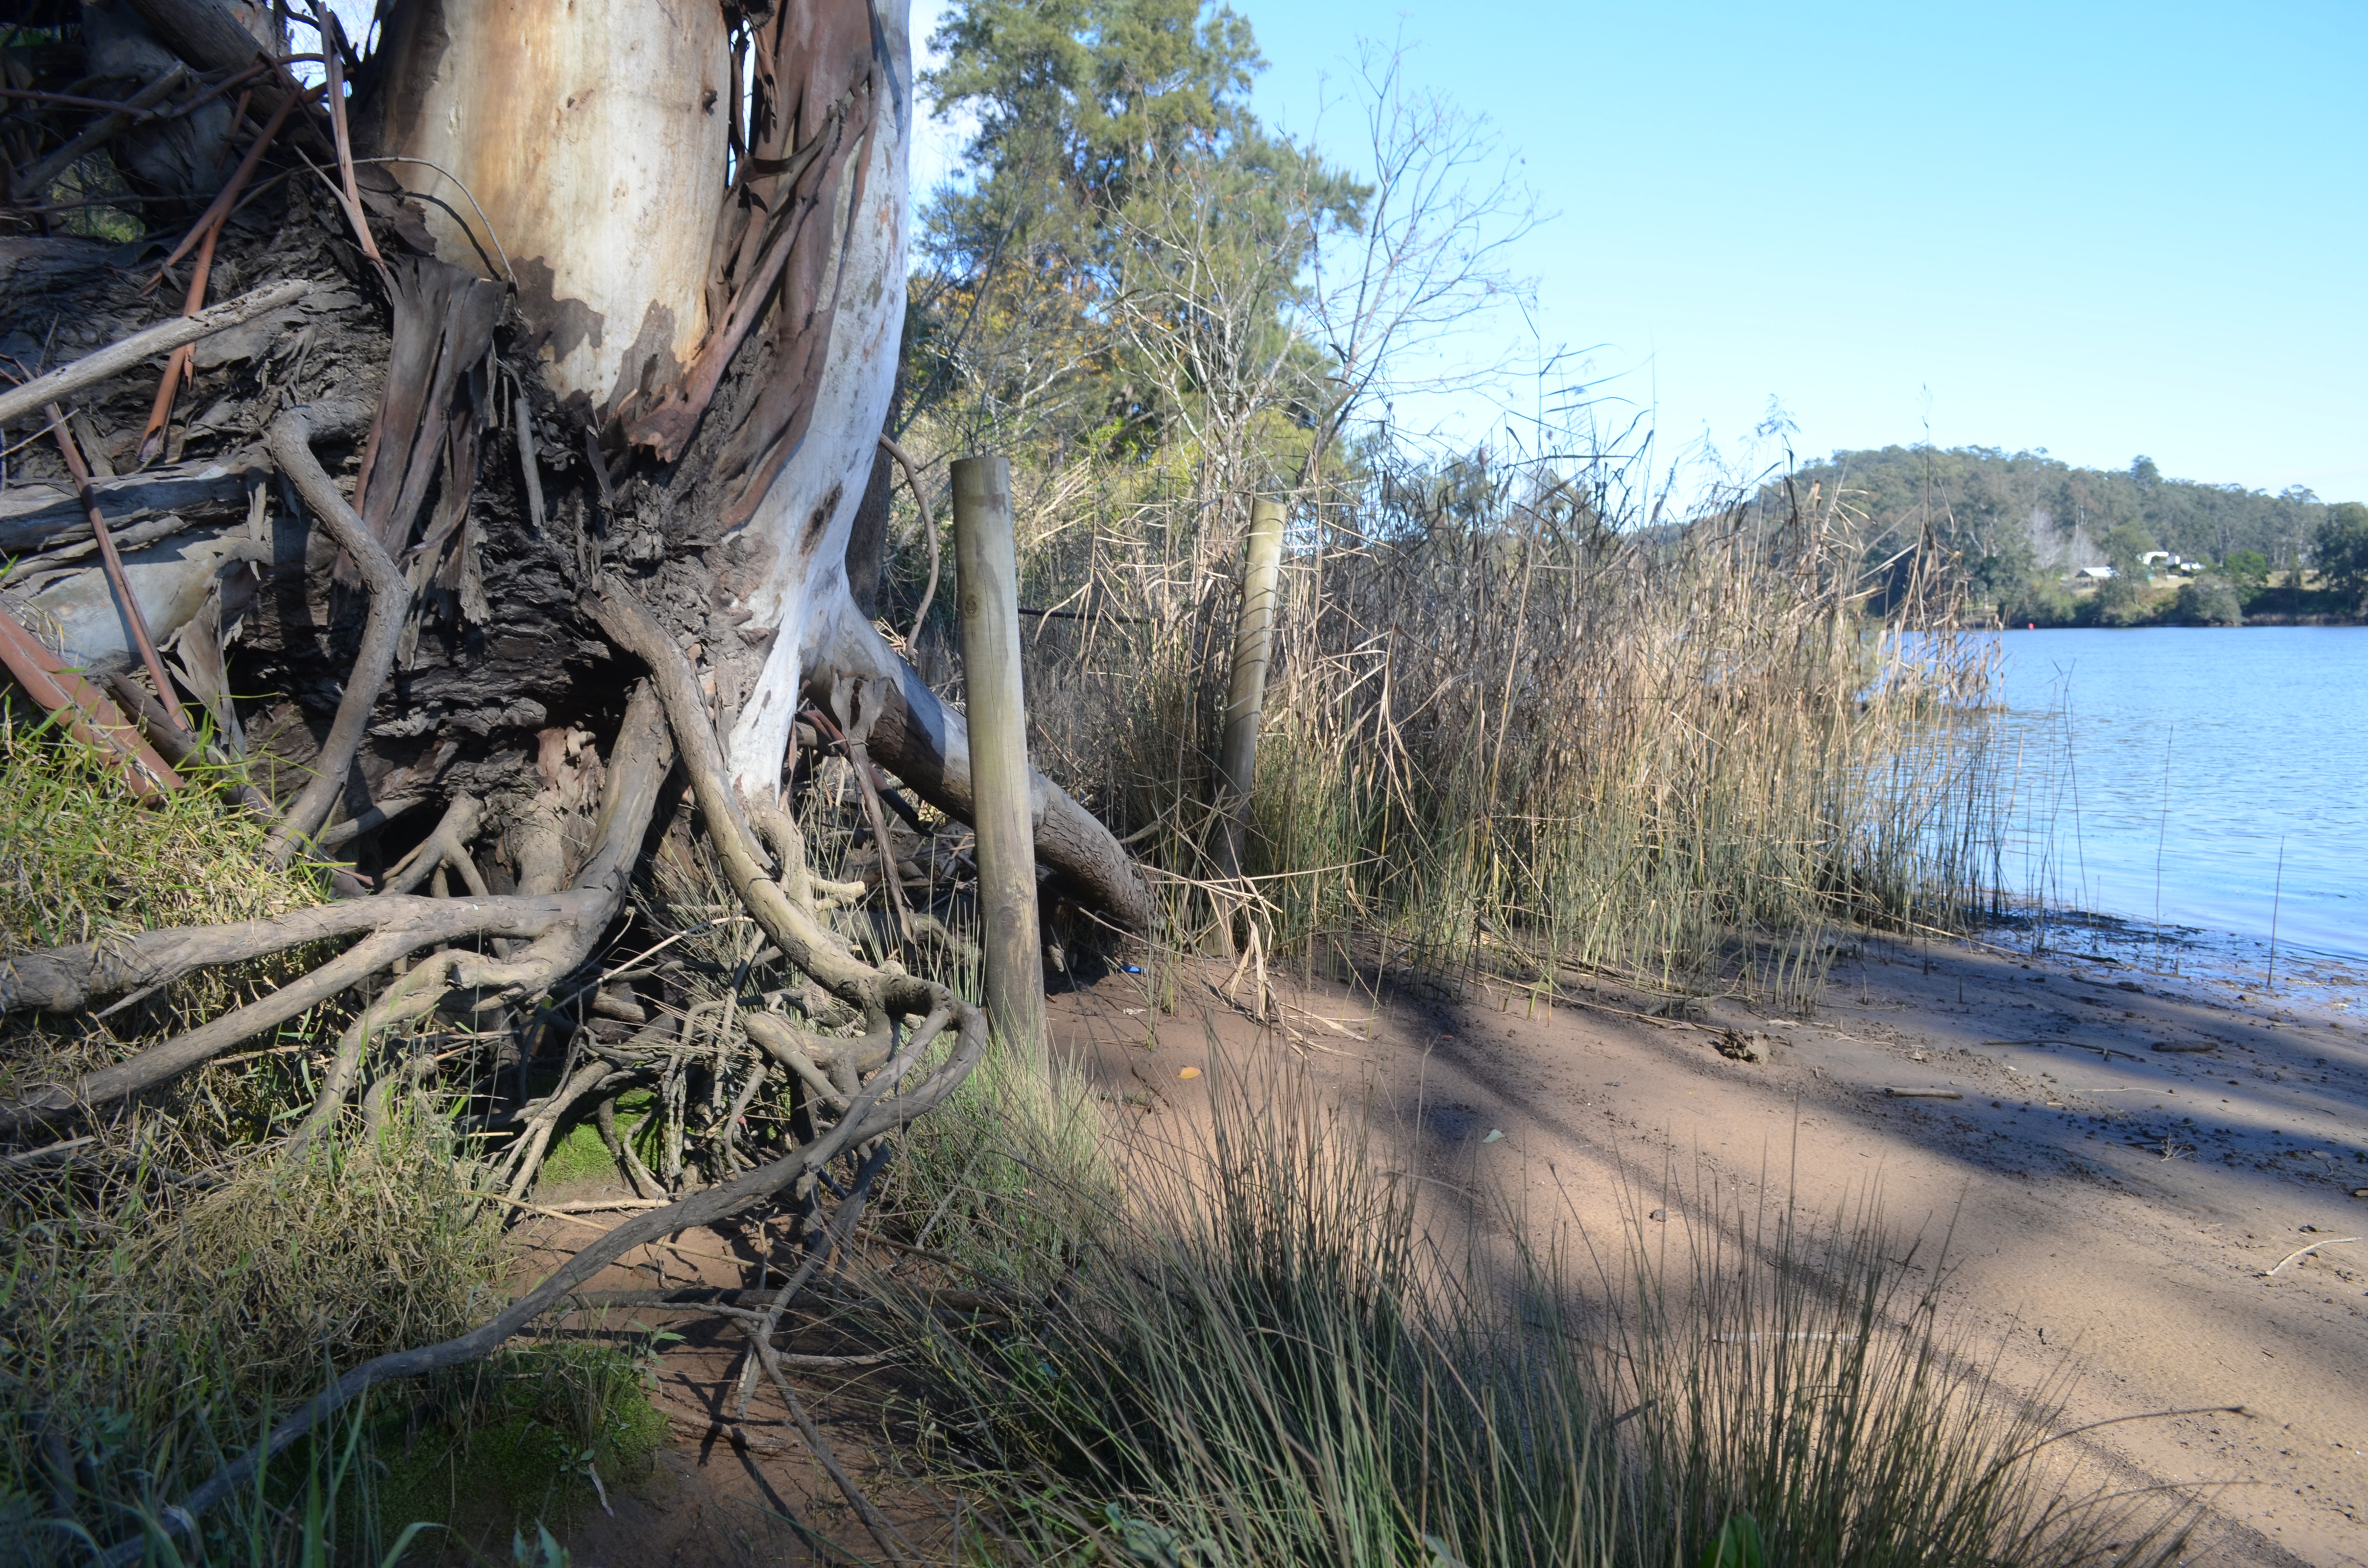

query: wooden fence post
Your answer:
[951,454,1046,1057]
[1215,495,1286,883]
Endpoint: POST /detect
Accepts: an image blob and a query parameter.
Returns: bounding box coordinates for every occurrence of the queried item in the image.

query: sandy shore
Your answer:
[522,924,2364,1566]
[1052,931,2368,1568]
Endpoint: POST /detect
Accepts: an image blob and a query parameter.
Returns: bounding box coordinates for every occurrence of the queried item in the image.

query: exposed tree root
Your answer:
[1,13,1135,1559]
[0,682,673,1130]
[0,562,998,1559]
[259,399,412,866]
[97,992,979,1565]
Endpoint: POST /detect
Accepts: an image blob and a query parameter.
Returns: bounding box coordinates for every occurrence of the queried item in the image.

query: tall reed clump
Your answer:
[898,1062,2190,1568]
[883,436,2005,1004]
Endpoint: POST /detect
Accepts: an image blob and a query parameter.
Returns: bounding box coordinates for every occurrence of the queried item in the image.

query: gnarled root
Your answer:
[44,579,994,1564]
[100,995,981,1567]
[260,400,412,867]
[0,682,674,1133]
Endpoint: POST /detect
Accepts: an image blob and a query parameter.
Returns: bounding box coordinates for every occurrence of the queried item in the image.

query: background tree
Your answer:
[912,0,1270,449]
[2169,573,2245,626]
[1782,444,2331,621]
[2225,548,2272,604]
[2317,499,2368,611]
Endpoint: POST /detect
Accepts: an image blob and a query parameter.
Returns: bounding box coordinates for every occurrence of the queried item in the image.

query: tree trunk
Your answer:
[5,0,1139,920]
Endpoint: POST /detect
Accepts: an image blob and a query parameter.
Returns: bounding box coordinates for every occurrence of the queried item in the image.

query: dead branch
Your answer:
[878,431,939,640]
[0,604,182,801]
[137,86,308,461]
[317,795,426,848]
[319,12,382,265]
[744,1322,922,1568]
[5,64,189,205]
[732,1136,896,1418]
[744,1015,855,1113]
[0,280,311,429]
[2263,1237,2359,1277]
[48,406,189,732]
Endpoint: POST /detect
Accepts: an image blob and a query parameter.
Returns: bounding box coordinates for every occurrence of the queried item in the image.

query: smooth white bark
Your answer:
[377,0,730,411]
[722,0,910,801]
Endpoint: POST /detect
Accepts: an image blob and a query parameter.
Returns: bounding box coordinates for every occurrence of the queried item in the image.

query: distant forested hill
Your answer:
[1779,446,2333,621]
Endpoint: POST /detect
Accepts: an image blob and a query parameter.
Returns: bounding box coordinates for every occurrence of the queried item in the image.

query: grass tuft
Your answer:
[0,1109,506,1561]
[0,702,333,1113]
[892,1057,2190,1568]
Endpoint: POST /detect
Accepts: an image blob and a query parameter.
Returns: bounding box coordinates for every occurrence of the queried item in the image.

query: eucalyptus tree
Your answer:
[0,0,1145,1547]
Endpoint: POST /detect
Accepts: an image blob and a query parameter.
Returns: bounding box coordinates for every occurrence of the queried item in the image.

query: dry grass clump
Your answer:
[0,1112,505,1564]
[895,1061,2190,1568]
[0,712,604,1563]
[0,702,324,957]
[0,703,331,1108]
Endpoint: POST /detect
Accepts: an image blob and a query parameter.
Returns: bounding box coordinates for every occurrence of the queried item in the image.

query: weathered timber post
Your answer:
[1215,496,1287,883]
[952,455,1047,1056]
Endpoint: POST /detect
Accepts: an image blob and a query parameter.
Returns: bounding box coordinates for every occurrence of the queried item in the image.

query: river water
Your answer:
[1986,626,2367,975]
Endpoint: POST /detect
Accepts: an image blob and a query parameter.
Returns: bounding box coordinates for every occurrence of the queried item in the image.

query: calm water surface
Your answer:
[1988,626,2367,968]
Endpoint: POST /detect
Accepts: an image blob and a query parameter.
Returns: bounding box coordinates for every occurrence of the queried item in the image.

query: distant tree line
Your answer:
[1769,446,2362,625]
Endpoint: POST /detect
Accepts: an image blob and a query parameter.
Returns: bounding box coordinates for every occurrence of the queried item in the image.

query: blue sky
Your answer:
[913,1,2365,502]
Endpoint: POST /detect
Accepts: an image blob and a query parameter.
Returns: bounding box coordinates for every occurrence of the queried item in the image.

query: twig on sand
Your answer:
[666,1413,793,1455]
[1984,1038,2143,1063]
[1886,1088,1962,1100]
[735,1317,923,1568]
[2263,1237,2358,1277]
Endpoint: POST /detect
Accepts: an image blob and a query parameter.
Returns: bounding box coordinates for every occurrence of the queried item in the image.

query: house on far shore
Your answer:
[2072,564,2117,582]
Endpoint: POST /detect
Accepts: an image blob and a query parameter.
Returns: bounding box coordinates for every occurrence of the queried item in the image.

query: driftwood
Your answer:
[2263,1237,2359,1276]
